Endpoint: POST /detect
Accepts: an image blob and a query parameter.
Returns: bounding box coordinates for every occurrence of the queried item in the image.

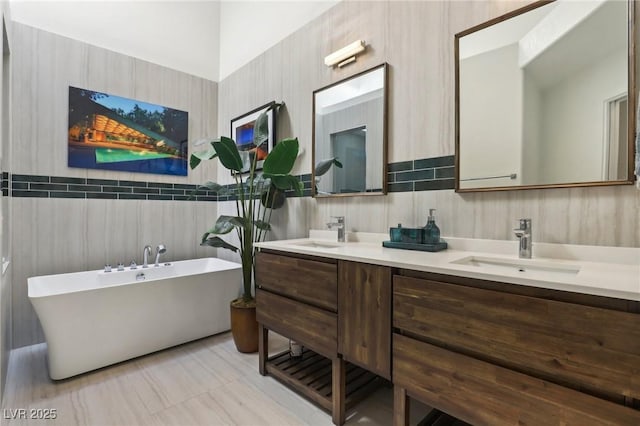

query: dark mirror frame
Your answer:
[454,0,637,193]
[312,63,389,198]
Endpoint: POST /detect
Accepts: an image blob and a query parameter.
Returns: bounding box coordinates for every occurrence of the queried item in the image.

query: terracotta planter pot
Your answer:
[230,300,259,353]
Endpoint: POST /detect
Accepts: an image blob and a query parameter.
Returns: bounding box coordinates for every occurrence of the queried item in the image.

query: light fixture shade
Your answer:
[324,40,366,67]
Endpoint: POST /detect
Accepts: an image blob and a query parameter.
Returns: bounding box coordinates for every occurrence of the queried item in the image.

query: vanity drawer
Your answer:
[256,289,337,358]
[393,275,640,400]
[256,251,337,311]
[393,334,640,425]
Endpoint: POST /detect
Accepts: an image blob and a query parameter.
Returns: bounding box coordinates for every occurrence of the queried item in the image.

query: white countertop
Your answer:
[255,231,640,302]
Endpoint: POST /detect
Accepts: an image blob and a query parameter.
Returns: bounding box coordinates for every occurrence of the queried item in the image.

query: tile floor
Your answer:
[1,332,431,425]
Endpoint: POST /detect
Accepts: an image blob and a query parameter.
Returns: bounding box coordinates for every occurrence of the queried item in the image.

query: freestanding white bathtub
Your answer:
[28,257,242,380]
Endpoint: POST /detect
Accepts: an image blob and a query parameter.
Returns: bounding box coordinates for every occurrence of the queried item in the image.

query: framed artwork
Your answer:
[230,101,276,173]
[68,86,189,176]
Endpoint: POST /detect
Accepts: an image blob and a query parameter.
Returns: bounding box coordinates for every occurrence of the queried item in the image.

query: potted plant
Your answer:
[190,103,302,352]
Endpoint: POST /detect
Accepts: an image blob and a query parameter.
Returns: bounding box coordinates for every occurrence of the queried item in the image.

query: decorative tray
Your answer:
[382,240,448,252]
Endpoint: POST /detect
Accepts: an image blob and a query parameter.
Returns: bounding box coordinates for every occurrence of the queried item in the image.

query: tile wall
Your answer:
[213,0,640,264]
[8,23,219,348]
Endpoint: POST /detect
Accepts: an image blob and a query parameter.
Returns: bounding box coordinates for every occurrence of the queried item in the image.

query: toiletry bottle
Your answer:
[424,209,440,244]
[391,224,402,242]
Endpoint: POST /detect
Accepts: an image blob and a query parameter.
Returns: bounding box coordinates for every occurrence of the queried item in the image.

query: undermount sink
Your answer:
[290,240,343,249]
[451,256,580,276]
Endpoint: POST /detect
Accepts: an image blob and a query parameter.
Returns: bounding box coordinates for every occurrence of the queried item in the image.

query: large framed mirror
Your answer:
[455,0,636,192]
[312,63,388,197]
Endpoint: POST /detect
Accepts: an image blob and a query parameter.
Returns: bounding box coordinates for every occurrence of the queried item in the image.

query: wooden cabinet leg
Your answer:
[394,385,410,426]
[258,324,268,376]
[332,356,345,425]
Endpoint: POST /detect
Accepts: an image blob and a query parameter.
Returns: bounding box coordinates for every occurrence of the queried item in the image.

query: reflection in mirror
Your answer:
[313,63,388,197]
[330,126,366,193]
[456,0,635,191]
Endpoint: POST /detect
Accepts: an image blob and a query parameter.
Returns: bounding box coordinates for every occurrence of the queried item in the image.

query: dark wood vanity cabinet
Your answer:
[338,260,391,379]
[392,270,640,426]
[257,249,640,425]
[256,251,390,425]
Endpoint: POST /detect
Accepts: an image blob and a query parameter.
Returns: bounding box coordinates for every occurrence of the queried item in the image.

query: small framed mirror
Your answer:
[312,63,388,197]
[455,0,636,192]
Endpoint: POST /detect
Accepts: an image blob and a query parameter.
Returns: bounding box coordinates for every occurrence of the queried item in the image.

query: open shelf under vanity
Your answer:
[265,348,384,413]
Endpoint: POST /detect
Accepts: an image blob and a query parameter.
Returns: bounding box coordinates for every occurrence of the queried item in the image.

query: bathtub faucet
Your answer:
[154,244,167,267]
[142,245,153,268]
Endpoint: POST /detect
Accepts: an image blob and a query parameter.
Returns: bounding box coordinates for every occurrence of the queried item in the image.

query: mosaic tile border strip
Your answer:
[0,156,454,201]
[1,172,7,197]
[387,155,455,192]
[3,173,313,201]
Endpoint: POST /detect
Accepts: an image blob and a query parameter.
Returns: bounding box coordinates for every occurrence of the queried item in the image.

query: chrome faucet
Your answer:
[142,245,152,268]
[154,244,167,266]
[326,216,346,242]
[514,219,532,259]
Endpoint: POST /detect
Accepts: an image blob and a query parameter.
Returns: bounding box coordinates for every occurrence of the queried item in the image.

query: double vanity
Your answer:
[254,0,640,423]
[254,231,640,425]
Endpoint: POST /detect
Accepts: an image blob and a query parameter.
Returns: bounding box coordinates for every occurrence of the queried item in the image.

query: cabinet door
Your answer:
[394,275,640,401]
[257,289,337,358]
[393,333,640,426]
[256,251,337,311]
[338,261,391,379]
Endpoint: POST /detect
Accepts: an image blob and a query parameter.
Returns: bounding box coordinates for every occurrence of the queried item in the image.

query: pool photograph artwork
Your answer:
[68,86,189,176]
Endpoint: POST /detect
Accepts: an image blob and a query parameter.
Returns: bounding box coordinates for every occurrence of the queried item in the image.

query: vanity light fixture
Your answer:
[324,40,366,68]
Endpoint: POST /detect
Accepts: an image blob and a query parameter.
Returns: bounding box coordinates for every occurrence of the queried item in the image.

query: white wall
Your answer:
[8,0,221,81]
[519,0,603,67]
[219,0,338,80]
[8,0,339,82]
[459,43,522,188]
[539,49,627,184]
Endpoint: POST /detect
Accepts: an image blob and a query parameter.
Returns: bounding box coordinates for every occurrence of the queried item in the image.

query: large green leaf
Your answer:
[253,102,281,147]
[217,215,249,229]
[315,157,343,177]
[201,232,211,244]
[254,220,271,231]
[238,151,253,173]
[260,184,285,209]
[203,219,235,236]
[190,141,218,169]
[200,236,238,252]
[213,136,243,172]
[252,111,270,148]
[198,181,229,195]
[253,174,272,188]
[187,181,229,200]
[265,174,303,196]
[263,138,299,175]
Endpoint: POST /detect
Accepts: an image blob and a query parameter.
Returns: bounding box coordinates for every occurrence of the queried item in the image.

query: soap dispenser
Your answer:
[424,209,441,244]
